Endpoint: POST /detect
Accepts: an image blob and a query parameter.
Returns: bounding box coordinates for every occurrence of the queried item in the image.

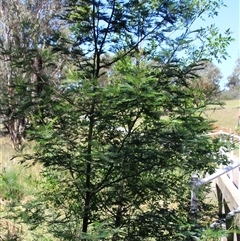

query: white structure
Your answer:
[191,130,240,241]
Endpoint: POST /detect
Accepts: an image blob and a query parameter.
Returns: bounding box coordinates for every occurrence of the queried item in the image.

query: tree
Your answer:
[221,58,240,99]
[226,58,240,89]
[15,0,232,240]
[0,0,66,149]
[194,61,222,100]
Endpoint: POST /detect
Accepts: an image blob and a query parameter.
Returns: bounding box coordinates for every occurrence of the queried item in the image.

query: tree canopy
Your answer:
[193,61,222,101]
[226,58,240,89]
[221,58,240,99]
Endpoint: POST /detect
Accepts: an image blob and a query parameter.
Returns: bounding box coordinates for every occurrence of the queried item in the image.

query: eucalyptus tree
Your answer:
[19,0,233,240]
[0,0,66,148]
[191,61,223,103]
[221,58,240,99]
[226,58,240,89]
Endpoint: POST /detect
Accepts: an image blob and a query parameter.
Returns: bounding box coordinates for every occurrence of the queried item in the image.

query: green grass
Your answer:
[0,137,46,240]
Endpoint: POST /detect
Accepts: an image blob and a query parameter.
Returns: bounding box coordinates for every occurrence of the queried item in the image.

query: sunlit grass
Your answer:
[0,136,45,240]
[205,99,240,133]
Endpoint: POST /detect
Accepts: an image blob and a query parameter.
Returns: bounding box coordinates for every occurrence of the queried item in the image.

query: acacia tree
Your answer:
[18,0,233,240]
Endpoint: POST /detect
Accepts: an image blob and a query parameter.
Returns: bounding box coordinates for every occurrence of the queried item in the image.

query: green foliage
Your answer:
[0,165,35,202]
[20,58,225,240]
[197,225,240,241]
[197,228,226,241]
[0,0,235,240]
[0,163,40,241]
[0,168,22,201]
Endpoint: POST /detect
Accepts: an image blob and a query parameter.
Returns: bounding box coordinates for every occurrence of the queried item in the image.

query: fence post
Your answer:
[190,174,199,222]
[231,133,234,155]
[228,133,234,182]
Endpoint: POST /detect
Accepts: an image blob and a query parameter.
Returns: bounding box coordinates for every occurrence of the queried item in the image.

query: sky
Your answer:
[205,0,240,89]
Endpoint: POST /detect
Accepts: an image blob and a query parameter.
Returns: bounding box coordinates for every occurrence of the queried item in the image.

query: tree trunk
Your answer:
[82,162,91,235]
[115,179,124,228]
[112,179,124,241]
[6,118,26,150]
[82,109,95,238]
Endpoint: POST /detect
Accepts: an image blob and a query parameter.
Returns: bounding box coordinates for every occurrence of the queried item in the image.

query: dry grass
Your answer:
[205,99,240,133]
[0,136,15,165]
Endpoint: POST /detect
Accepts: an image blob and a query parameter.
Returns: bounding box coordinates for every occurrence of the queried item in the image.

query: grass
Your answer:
[0,137,45,240]
[205,99,240,133]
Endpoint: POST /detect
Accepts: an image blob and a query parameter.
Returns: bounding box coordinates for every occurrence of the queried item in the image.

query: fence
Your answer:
[190,130,240,240]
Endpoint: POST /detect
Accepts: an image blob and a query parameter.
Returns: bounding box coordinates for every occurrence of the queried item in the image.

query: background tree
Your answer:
[226,58,240,89]
[10,0,233,240]
[186,61,223,108]
[221,58,240,99]
[194,61,222,100]
[0,0,66,149]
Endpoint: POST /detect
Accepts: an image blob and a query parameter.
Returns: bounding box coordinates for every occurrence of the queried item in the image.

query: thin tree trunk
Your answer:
[6,118,26,149]
[82,104,95,237]
[112,175,125,241]
[82,162,91,234]
[115,179,124,228]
